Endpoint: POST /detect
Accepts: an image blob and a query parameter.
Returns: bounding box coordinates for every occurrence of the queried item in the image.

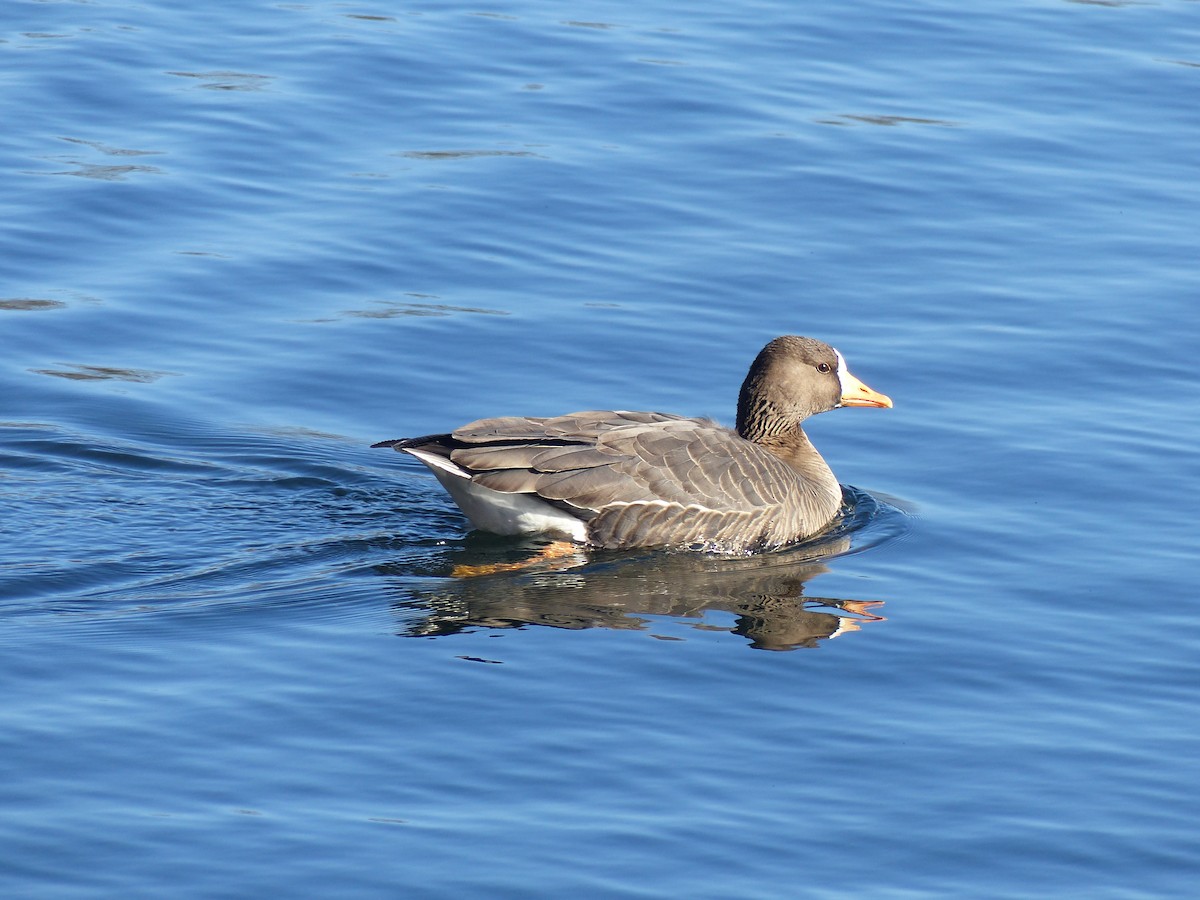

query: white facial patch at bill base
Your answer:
[834,349,850,399]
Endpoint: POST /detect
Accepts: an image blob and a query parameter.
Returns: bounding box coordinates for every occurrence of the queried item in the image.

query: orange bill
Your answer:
[839,369,893,408]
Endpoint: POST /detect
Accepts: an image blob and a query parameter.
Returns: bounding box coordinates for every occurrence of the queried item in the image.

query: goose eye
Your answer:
[816,362,832,374]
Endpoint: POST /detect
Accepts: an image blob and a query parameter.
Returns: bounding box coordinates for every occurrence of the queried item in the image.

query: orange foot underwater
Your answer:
[451,540,581,578]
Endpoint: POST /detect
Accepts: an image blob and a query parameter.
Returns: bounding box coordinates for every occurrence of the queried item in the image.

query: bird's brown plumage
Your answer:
[374,336,891,552]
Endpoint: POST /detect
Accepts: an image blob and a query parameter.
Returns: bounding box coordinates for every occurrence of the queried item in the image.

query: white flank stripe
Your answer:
[403,446,471,479]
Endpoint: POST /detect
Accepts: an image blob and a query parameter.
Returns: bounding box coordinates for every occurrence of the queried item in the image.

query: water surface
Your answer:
[3,0,1199,896]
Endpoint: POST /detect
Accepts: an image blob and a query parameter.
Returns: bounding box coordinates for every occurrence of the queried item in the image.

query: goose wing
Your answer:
[442,411,807,549]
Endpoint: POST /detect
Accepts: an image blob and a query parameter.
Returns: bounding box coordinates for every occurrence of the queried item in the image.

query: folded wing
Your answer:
[436,411,808,550]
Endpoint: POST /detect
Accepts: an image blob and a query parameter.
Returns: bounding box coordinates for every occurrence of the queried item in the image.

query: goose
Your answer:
[373,336,891,553]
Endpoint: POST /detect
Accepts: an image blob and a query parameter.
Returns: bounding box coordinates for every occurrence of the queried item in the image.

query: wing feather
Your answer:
[530,467,650,509]
[528,444,620,473]
[451,442,563,471]
[452,416,550,443]
[391,410,815,549]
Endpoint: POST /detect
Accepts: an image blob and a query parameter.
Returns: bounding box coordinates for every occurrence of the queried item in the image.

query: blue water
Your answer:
[4,0,1200,895]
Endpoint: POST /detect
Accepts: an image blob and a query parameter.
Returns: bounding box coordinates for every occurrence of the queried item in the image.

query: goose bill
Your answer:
[839,371,893,408]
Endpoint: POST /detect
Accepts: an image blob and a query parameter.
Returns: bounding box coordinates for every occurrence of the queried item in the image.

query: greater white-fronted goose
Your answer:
[374,336,891,553]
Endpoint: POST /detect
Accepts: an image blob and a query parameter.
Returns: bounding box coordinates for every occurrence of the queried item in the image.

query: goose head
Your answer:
[736,336,891,442]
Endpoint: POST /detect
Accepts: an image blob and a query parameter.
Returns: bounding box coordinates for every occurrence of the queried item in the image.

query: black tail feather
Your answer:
[371,433,455,451]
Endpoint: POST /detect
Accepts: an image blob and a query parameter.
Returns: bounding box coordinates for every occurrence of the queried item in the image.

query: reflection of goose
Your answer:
[374,336,891,552]
[386,536,885,652]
